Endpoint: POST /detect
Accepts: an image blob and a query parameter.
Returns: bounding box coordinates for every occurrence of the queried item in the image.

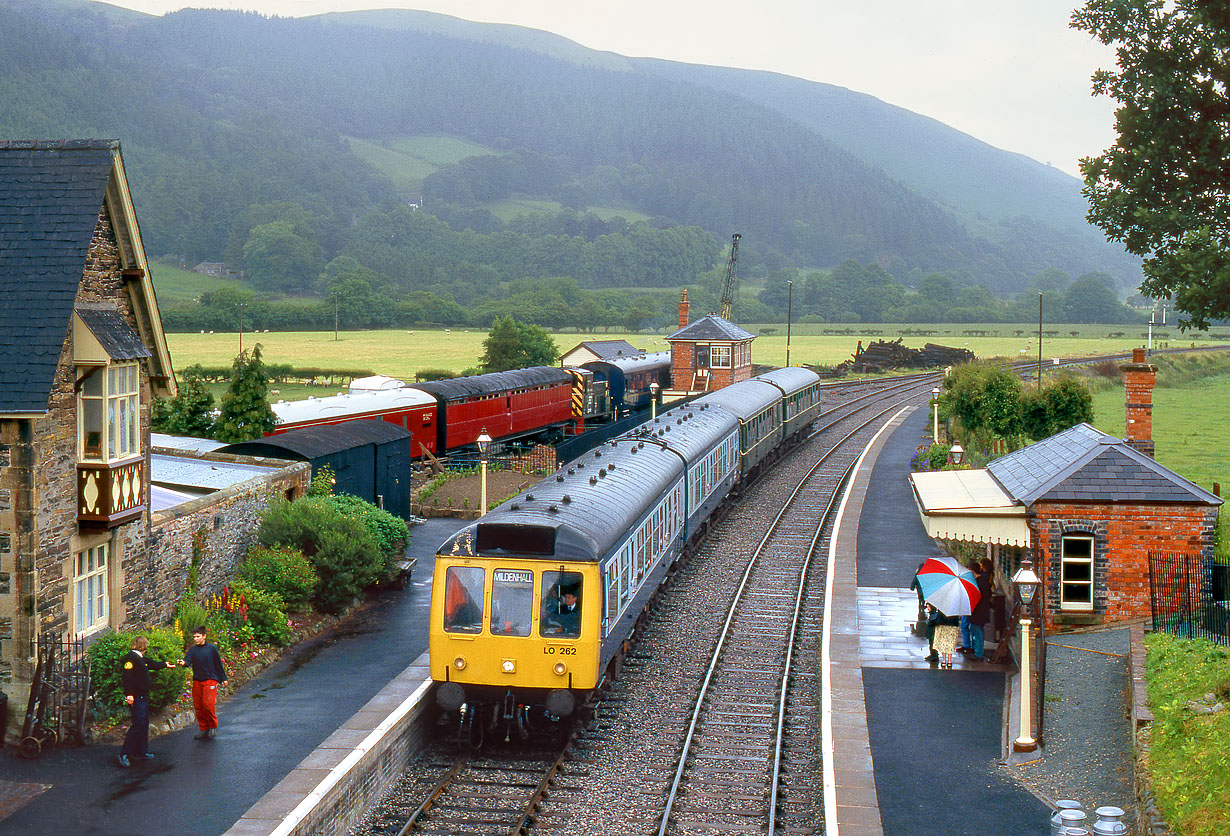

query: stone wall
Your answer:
[1031,501,1219,631]
[139,455,310,628]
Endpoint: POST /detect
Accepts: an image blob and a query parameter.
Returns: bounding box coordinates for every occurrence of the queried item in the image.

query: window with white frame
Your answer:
[1060,535,1095,611]
[78,361,140,462]
[74,543,109,635]
[710,345,731,368]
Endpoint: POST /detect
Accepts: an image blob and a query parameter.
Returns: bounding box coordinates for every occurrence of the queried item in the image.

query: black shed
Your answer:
[219,421,413,517]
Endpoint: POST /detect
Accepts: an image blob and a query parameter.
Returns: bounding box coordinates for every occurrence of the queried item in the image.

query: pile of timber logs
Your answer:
[835,338,975,374]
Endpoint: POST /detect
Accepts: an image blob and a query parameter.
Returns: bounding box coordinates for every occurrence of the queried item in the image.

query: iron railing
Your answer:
[1149,551,1230,646]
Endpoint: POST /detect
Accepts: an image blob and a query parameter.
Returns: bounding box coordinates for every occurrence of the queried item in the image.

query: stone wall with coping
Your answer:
[138,451,310,629]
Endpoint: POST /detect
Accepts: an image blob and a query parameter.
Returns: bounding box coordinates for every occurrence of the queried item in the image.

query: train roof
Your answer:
[581,351,671,375]
[752,366,822,393]
[412,366,573,400]
[691,378,783,420]
[436,436,684,563]
[621,400,738,460]
[271,387,435,426]
[220,420,410,460]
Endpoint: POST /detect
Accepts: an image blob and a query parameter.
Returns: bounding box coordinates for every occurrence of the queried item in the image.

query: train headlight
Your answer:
[553,662,567,676]
[501,659,516,673]
[453,657,467,671]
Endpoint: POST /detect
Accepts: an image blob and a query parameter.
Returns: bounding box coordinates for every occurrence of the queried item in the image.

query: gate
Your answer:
[1148,551,1230,646]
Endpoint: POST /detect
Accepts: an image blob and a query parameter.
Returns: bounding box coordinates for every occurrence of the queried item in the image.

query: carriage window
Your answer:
[442,566,484,633]
[490,568,534,636]
[540,570,584,637]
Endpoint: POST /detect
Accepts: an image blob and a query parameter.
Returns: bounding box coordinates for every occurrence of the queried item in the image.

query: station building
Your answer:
[910,349,1222,633]
[0,141,308,731]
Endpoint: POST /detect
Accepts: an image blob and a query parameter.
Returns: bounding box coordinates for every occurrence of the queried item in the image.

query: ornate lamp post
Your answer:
[476,429,492,516]
[1012,559,1041,753]
[932,386,941,444]
[650,381,660,419]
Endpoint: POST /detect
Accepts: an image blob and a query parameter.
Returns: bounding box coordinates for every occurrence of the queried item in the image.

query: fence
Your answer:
[1148,551,1230,646]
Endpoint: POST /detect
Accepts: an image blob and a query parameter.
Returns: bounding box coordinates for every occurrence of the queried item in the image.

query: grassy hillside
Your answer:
[149,260,244,307]
[345,134,500,194]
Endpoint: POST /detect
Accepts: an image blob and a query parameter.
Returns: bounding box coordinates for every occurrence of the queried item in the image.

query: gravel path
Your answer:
[1010,627,1135,824]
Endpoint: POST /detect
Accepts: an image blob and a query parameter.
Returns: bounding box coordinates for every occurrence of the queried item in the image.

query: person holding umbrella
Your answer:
[912,556,982,670]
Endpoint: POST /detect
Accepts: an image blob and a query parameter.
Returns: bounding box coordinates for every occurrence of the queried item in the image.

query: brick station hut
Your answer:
[0,140,178,713]
[909,349,1222,632]
[665,289,755,393]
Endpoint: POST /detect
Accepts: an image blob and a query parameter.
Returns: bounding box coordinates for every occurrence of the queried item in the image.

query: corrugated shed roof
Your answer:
[151,433,227,453]
[0,140,118,412]
[77,308,152,360]
[987,423,1221,507]
[150,453,282,492]
[220,419,410,460]
[667,314,755,342]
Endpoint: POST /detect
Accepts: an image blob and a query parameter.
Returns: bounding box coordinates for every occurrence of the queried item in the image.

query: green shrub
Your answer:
[258,495,382,613]
[312,527,382,613]
[87,629,186,720]
[330,493,410,581]
[228,579,291,646]
[928,444,949,470]
[237,545,318,612]
[175,596,210,641]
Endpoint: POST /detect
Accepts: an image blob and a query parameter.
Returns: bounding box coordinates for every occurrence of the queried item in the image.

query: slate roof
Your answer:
[667,314,756,342]
[572,340,641,360]
[0,140,119,413]
[987,423,1221,507]
[77,308,152,360]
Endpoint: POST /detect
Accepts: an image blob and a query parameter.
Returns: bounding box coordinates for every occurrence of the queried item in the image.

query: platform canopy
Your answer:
[908,468,1031,547]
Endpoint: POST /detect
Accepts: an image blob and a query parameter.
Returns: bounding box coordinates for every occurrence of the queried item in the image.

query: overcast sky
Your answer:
[102,1,1118,178]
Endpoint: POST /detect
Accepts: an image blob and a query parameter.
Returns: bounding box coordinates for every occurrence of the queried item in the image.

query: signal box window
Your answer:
[541,570,583,638]
[490,568,534,636]
[442,566,484,633]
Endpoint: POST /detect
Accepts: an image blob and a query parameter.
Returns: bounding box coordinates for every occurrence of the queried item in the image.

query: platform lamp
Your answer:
[650,381,660,419]
[476,429,492,516]
[1012,559,1041,753]
[931,386,941,444]
[947,440,964,467]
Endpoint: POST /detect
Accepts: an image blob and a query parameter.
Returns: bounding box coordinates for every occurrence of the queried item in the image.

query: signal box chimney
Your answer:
[1120,347,1157,458]
[678,288,690,330]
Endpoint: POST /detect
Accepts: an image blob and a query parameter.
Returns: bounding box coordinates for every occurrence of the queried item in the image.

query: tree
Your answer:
[151,364,216,438]
[944,362,1023,439]
[1020,377,1095,441]
[242,220,324,292]
[479,317,559,372]
[216,345,277,443]
[1073,0,1230,329]
[1063,274,1128,323]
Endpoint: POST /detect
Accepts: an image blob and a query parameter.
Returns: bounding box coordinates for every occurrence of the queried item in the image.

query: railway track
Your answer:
[353,375,938,836]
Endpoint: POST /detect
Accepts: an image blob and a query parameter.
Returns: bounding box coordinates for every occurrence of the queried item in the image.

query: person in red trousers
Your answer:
[177,626,229,740]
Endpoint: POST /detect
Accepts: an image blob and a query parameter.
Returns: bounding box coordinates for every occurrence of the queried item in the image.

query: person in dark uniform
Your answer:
[550,591,581,637]
[177,626,229,740]
[118,635,176,768]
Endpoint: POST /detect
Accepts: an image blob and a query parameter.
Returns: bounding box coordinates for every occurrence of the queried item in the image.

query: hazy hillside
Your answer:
[0,2,1137,296]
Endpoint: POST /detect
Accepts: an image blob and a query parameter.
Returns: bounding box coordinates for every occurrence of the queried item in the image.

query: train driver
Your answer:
[542,588,581,637]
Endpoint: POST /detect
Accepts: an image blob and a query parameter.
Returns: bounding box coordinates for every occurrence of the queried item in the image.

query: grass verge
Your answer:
[1144,632,1230,836]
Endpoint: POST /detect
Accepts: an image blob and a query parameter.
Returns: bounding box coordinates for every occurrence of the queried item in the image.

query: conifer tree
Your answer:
[151,364,217,438]
[216,345,277,442]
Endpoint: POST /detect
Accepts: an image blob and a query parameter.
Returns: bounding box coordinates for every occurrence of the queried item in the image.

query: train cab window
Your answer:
[443,566,484,633]
[540,571,584,638]
[490,568,534,636]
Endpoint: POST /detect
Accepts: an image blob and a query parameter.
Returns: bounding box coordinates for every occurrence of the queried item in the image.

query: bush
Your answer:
[928,444,949,470]
[237,545,317,612]
[228,580,291,646]
[330,493,410,581]
[258,495,383,613]
[87,628,186,719]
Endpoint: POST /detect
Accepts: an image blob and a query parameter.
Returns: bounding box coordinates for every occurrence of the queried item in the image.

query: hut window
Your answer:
[1060,535,1095,612]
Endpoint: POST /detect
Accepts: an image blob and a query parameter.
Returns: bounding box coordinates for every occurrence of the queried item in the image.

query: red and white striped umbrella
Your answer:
[914,556,981,617]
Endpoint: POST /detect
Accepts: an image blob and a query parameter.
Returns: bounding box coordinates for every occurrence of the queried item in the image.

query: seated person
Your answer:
[444,598,482,632]
[542,590,581,637]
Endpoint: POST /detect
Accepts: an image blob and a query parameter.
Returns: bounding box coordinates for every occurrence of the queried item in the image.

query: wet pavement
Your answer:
[849,406,1051,835]
[0,517,465,836]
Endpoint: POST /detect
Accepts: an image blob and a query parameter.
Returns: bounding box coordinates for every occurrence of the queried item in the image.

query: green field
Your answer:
[149,260,244,307]
[345,134,499,193]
